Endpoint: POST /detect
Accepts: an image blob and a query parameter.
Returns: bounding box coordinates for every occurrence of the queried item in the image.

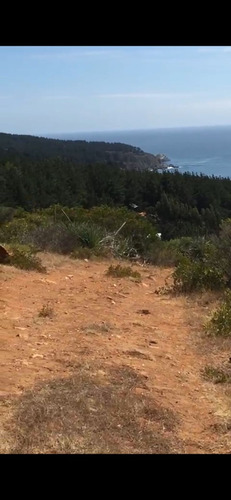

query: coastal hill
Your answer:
[0,132,169,171]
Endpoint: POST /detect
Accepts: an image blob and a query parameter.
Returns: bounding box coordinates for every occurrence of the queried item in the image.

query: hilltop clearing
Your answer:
[1,254,231,454]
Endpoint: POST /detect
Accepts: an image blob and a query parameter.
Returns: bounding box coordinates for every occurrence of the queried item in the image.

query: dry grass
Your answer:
[202,365,231,384]
[1,363,181,454]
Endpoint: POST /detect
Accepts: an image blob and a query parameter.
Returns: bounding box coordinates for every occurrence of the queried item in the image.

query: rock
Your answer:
[0,245,10,263]
[31,353,44,359]
[149,340,157,345]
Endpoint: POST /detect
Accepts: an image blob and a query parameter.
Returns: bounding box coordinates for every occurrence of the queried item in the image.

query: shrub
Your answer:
[212,220,231,287]
[205,289,231,337]
[145,238,184,267]
[172,256,225,293]
[23,222,80,254]
[0,214,51,245]
[171,238,225,293]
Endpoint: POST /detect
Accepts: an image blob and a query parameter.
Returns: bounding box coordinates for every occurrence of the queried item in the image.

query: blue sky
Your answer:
[1,45,231,136]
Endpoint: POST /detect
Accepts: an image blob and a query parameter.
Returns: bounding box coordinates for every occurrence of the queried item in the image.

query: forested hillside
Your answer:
[1,132,231,240]
[1,154,231,239]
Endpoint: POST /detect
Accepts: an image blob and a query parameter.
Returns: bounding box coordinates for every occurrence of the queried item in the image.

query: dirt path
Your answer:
[1,254,231,453]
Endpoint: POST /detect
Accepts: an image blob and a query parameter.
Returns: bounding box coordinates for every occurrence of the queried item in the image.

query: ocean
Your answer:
[45,125,231,179]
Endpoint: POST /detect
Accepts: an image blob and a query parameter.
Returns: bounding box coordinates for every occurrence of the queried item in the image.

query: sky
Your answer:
[1,45,231,136]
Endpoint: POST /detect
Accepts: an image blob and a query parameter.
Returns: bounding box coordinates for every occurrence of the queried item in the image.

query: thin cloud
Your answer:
[42,95,74,100]
[99,92,204,99]
[191,98,231,109]
[197,46,231,54]
[29,48,126,62]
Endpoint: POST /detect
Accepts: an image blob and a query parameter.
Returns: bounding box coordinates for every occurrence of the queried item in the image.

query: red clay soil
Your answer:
[1,253,231,453]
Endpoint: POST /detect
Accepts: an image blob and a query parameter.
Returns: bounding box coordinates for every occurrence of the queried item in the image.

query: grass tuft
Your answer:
[106,264,141,281]
[201,365,231,384]
[38,303,54,318]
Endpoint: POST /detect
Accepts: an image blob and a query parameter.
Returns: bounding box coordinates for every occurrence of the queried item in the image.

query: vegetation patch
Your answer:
[2,364,181,454]
[205,290,231,337]
[4,244,46,273]
[106,264,141,281]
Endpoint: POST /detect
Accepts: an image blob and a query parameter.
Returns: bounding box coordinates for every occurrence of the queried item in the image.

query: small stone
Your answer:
[16,332,29,340]
[97,370,106,376]
[134,387,145,395]
[31,354,44,359]
[137,309,151,315]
